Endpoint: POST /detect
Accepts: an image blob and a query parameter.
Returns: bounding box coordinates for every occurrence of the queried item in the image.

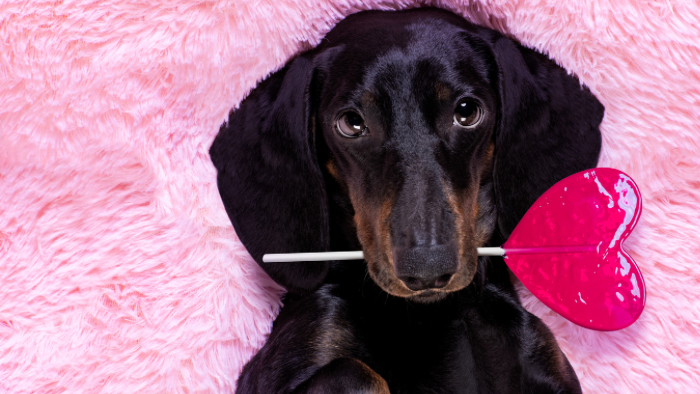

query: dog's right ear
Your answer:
[210,53,331,294]
[486,35,604,240]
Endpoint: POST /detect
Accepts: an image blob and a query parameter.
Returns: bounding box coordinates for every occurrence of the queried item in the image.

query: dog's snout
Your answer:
[393,244,459,291]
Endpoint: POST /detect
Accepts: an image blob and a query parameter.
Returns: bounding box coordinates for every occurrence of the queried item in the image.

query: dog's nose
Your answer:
[393,244,458,291]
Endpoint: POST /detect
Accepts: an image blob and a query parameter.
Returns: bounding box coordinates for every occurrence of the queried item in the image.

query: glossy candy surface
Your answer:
[504,168,645,331]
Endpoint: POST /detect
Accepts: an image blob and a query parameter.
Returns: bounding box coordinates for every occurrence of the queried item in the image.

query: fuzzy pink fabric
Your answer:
[1,0,698,392]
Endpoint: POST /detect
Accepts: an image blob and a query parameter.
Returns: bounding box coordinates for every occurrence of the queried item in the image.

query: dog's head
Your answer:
[210,8,603,302]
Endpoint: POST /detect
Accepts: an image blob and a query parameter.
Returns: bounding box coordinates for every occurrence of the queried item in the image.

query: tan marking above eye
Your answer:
[361,91,376,104]
[436,82,452,101]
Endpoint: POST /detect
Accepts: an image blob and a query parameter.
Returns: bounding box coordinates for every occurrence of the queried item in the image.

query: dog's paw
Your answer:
[291,358,389,394]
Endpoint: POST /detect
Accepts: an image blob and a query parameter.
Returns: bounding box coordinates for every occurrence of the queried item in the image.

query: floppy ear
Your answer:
[489,37,604,239]
[210,53,330,294]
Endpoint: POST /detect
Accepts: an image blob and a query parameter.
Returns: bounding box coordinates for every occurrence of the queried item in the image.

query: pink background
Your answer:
[1,0,699,392]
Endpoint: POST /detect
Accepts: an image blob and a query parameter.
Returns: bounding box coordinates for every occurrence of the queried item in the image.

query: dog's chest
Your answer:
[338,291,486,393]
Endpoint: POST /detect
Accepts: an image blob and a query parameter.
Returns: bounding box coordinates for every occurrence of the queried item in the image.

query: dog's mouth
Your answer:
[362,245,479,303]
[406,289,449,304]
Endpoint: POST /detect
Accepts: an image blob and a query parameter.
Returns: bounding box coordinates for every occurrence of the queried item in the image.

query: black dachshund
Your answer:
[211,8,602,394]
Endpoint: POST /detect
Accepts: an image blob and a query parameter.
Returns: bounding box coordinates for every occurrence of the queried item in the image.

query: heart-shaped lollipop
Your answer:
[262,168,645,331]
[503,167,644,330]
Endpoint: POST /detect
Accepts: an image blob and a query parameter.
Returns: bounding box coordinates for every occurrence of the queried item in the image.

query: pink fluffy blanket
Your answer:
[1,0,699,392]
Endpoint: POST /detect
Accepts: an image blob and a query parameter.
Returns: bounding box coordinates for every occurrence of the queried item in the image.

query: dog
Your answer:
[211,7,603,394]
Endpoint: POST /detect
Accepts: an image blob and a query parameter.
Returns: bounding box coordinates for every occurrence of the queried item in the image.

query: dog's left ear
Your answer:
[210,52,333,294]
[486,34,604,239]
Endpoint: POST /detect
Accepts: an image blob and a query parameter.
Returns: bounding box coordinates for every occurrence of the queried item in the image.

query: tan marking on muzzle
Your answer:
[377,196,394,269]
[325,159,341,183]
[350,187,415,297]
[441,180,479,291]
[474,141,496,246]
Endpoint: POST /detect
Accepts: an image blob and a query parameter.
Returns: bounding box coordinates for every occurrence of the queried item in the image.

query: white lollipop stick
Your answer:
[262,247,505,263]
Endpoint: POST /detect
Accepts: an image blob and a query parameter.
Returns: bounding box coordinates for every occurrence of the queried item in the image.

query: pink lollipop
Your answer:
[503,167,644,330]
[263,168,645,331]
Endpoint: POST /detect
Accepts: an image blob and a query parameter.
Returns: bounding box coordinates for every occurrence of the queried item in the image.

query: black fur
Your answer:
[211,8,602,393]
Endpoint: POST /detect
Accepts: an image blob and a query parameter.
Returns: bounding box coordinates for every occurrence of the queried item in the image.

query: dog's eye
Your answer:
[453,100,483,128]
[336,112,368,138]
